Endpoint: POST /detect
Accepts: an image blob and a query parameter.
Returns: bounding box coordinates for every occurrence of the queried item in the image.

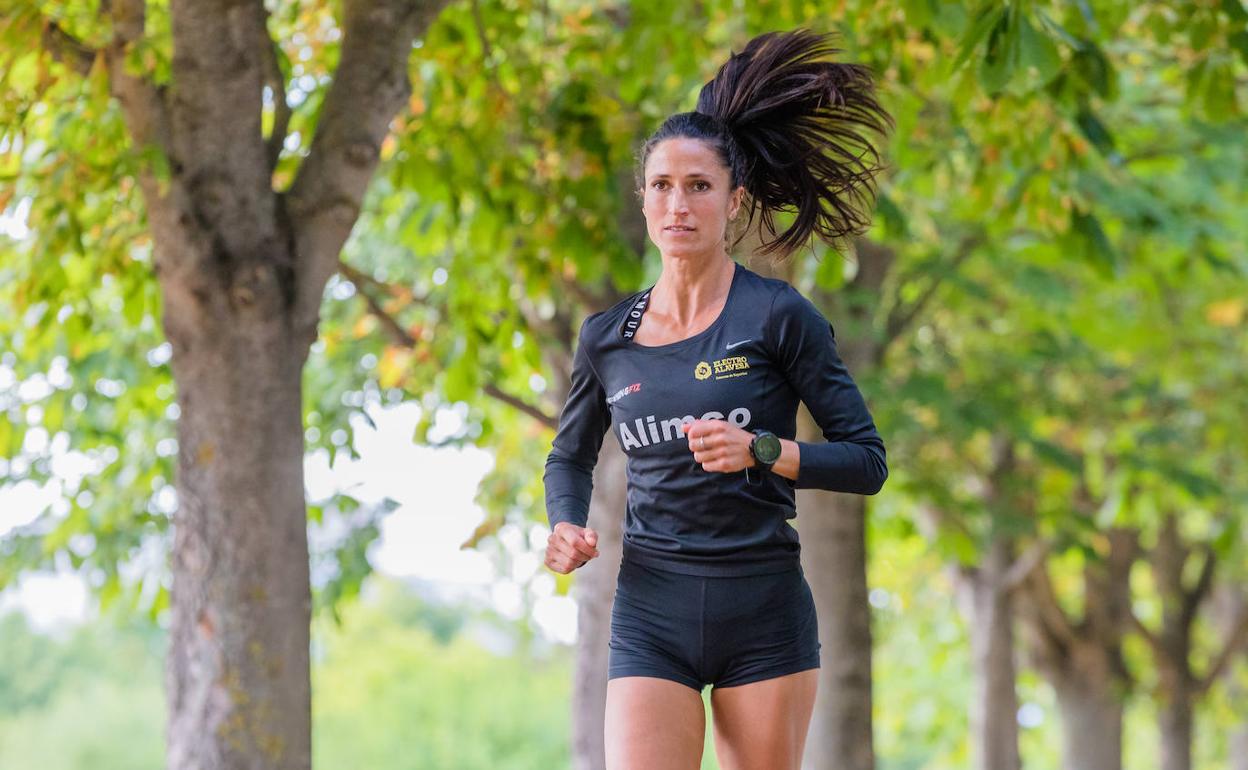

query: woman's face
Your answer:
[641,137,743,261]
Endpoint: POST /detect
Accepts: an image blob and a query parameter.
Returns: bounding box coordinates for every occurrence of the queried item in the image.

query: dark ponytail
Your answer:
[636,29,893,260]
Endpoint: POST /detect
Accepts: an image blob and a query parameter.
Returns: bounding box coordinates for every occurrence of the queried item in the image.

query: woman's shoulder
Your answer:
[732,267,820,322]
[750,276,834,349]
[733,262,799,307]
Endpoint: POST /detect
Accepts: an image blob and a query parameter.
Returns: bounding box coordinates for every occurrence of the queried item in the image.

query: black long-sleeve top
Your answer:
[543,260,887,576]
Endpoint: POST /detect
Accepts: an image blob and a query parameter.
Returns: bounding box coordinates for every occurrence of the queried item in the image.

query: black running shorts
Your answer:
[607,545,822,691]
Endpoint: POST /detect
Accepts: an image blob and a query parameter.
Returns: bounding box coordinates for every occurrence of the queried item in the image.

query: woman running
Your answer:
[542,28,892,770]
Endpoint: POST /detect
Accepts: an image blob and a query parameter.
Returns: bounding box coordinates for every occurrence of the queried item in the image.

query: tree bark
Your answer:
[1144,515,1209,770]
[797,433,874,770]
[1052,667,1126,770]
[1159,689,1195,770]
[164,313,312,768]
[1015,528,1137,770]
[954,537,1022,770]
[1214,583,1248,770]
[572,438,628,770]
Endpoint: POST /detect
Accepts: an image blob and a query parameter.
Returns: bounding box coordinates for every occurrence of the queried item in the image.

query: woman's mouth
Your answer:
[665,225,695,232]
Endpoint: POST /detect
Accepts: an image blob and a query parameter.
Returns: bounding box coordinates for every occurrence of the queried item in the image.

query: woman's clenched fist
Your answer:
[546,522,600,573]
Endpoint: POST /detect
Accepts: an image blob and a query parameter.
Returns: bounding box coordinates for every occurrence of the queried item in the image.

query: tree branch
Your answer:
[1197,606,1248,695]
[104,0,173,161]
[257,3,292,173]
[554,271,628,315]
[100,0,223,308]
[40,18,97,76]
[1181,546,1216,629]
[469,0,493,63]
[289,0,452,345]
[337,261,559,429]
[338,261,417,347]
[1018,561,1079,656]
[1128,609,1167,662]
[882,229,984,345]
[1002,539,1049,590]
[483,384,557,430]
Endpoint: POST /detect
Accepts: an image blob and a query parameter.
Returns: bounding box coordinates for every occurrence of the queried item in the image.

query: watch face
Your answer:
[755,432,782,464]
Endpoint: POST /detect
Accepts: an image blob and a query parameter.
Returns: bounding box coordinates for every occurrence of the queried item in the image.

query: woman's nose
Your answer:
[668,189,690,214]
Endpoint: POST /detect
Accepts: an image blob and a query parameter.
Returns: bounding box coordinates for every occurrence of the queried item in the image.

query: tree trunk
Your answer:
[1137,514,1221,770]
[1222,669,1248,770]
[1233,701,1248,770]
[1214,583,1248,770]
[1052,668,1125,770]
[1159,687,1194,770]
[954,538,1021,770]
[118,0,449,763]
[572,438,628,770]
[798,405,874,770]
[1015,528,1137,770]
[164,310,312,768]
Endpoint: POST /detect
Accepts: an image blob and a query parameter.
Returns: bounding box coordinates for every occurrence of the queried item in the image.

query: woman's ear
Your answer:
[728,186,744,220]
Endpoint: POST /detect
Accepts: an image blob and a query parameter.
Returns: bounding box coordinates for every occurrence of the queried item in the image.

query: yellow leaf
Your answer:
[352,314,376,338]
[459,516,504,549]
[1206,298,1244,327]
[377,346,411,389]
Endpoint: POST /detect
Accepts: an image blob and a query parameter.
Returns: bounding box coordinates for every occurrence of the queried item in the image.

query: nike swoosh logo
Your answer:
[725,339,751,349]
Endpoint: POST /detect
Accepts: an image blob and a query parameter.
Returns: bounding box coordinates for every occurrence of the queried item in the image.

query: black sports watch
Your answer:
[747,429,782,485]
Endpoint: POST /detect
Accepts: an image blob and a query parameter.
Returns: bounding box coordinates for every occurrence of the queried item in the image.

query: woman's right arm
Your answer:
[543,316,611,571]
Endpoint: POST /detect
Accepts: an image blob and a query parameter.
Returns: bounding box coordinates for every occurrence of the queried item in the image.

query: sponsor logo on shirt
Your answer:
[617,407,752,452]
[606,382,642,405]
[694,355,751,381]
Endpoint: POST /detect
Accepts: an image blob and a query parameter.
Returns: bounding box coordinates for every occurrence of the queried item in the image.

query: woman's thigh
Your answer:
[709,668,818,770]
[605,676,706,770]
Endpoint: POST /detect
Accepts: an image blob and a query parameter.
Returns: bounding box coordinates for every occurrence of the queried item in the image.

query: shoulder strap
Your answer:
[618,288,653,341]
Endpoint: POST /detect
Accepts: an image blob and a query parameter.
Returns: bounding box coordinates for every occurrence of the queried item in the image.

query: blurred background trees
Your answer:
[2,0,1246,768]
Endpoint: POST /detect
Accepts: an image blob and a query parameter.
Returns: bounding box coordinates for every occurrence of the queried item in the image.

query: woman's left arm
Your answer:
[766,284,888,495]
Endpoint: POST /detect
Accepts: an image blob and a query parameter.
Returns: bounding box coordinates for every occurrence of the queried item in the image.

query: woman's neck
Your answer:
[650,256,735,327]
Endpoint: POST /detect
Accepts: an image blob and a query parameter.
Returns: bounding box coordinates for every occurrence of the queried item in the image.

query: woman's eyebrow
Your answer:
[647,171,713,180]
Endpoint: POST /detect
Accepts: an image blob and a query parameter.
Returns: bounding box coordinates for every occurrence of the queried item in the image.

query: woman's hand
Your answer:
[546,521,600,573]
[680,419,756,473]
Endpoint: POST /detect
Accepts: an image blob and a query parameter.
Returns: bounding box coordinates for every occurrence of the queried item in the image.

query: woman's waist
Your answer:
[621,534,800,577]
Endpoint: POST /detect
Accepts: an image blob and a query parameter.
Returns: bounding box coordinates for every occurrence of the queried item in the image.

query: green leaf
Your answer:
[954,3,1006,72]
[1071,42,1115,98]
[977,6,1017,94]
[1068,207,1118,279]
[1075,106,1116,157]
[1017,12,1062,84]
[1201,60,1240,122]
[1231,30,1248,66]
[875,192,910,240]
[1027,437,1083,474]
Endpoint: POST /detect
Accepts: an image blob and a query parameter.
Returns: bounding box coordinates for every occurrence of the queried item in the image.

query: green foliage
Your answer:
[0,575,575,769]
[0,606,165,768]
[312,578,574,769]
[2,1,1247,764]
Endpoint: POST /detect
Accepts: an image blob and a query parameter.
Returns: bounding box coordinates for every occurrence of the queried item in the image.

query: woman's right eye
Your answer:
[651,180,667,190]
